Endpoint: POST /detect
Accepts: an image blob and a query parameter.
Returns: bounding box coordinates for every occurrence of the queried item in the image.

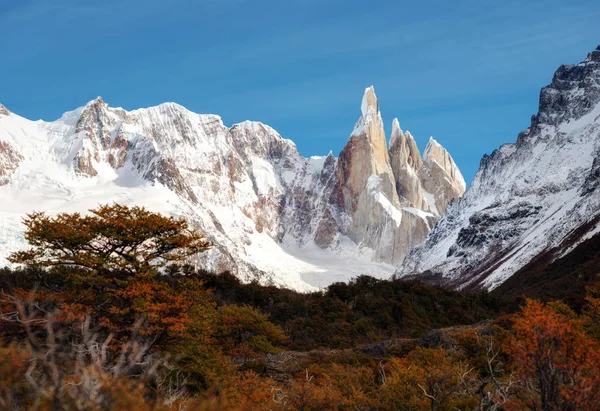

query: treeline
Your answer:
[192,268,507,350]
[0,204,599,410]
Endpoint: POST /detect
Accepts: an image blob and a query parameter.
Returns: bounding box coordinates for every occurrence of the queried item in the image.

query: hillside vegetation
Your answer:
[1,204,599,410]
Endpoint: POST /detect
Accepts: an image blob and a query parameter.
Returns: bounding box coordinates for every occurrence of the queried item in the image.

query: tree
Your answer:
[505,299,600,410]
[379,348,478,411]
[9,204,211,276]
[5,204,215,346]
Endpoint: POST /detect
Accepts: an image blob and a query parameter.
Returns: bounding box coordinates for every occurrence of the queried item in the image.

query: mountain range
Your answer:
[2,45,599,294]
[0,87,464,291]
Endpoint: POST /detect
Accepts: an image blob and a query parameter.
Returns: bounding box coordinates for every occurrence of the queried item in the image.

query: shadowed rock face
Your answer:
[396,45,600,292]
[534,46,600,130]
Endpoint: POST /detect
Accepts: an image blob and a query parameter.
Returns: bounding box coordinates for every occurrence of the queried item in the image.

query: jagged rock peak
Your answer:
[389,118,404,148]
[389,121,423,171]
[85,96,107,107]
[586,44,600,62]
[361,86,379,117]
[230,120,298,159]
[0,104,10,116]
[425,138,449,164]
[534,46,600,129]
[424,137,465,189]
[231,120,282,136]
[388,121,425,208]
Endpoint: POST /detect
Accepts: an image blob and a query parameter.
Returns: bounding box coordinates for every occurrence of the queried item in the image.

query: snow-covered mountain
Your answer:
[396,45,600,290]
[0,88,464,291]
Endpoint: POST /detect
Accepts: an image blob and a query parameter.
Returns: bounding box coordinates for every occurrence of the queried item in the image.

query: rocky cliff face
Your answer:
[396,45,600,290]
[0,87,464,291]
[318,87,466,265]
[389,119,424,208]
[420,138,466,215]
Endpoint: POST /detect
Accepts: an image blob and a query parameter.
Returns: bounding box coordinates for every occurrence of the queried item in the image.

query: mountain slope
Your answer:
[491,215,600,310]
[396,45,600,291]
[0,89,465,291]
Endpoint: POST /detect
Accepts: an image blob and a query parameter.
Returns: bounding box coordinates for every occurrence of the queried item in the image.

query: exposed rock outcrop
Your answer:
[389,120,424,208]
[0,104,10,117]
[420,137,466,215]
[73,97,126,176]
[0,141,23,185]
[388,121,465,217]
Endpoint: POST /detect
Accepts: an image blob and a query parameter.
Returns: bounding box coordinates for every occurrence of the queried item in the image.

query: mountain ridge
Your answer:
[0,87,465,291]
[396,45,600,291]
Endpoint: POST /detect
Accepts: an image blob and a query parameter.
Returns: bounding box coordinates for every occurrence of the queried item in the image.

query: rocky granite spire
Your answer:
[343,86,397,197]
[420,137,466,214]
[389,119,425,208]
[315,87,466,265]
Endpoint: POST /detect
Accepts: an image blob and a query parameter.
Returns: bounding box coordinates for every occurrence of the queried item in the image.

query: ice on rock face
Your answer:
[396,45,600,291]
[0,87,466,291]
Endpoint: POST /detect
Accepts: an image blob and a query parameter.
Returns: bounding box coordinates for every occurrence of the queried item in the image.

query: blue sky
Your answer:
[1,0,599,183]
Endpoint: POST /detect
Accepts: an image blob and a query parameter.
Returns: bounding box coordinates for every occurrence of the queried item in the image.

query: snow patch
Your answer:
[402,207,435,220]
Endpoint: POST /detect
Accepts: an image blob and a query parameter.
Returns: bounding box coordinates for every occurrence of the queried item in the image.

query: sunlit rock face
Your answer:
[420,137,467,215]
[389,120,425,208]
[319,87,465,265]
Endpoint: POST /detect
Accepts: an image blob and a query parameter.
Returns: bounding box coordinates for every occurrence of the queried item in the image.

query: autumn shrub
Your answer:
[505,299,600,410]
[214,304,288,357]
[0,312,189,410]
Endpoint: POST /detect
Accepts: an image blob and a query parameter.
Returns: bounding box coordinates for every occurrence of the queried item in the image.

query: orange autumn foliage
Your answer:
[9,203,211,275]
[215,304,288,358]
[5,205,214,342]
[505,299,600,410]
[4,203,600,409]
